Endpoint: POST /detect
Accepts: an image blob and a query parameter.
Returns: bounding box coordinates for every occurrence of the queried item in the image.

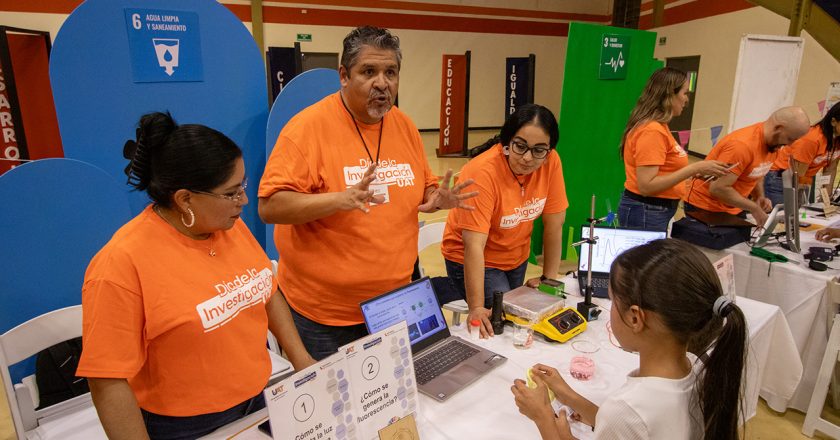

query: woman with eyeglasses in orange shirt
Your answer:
[77,112,314,440]
[439,104,569,338]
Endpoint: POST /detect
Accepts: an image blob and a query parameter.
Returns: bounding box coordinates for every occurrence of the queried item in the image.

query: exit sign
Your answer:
[296,33,312,42]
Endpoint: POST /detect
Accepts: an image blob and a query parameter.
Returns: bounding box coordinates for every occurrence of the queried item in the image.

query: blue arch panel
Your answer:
[0,159,132,381]
[264,68,340,259]
[50,0,268,246]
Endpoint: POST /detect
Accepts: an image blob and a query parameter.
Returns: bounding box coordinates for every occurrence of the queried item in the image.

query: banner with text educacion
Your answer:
[505,55,535,118]
[438,53,469,156]
[0,29,63,176]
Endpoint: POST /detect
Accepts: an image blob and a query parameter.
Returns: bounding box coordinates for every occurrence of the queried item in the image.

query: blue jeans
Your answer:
[289,305,368,361]
[763,170,785,208]
[441,259,529,308]
[141,393,265,440]
[618,193,676,233]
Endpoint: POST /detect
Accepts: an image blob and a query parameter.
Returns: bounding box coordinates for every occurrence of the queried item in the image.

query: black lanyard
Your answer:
[340,94,383,165]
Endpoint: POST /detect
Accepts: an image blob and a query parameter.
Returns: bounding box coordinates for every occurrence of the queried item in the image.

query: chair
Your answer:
[0,306,106,439]
[417,222,469,325]
[802,313,840,438]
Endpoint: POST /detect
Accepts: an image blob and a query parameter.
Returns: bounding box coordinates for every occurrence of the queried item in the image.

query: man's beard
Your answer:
[367,90,393,120]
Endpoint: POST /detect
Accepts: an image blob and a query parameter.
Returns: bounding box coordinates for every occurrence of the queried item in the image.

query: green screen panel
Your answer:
[531,22,662,261]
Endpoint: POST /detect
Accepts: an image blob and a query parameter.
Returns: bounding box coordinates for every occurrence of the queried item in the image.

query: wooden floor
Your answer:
[0,129,834,439]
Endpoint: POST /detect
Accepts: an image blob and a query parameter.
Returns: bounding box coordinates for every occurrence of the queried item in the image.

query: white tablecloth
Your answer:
[699,212,840,411]
[219,290,801,440]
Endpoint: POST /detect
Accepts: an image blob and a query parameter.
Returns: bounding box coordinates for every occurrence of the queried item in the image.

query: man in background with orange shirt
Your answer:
[685,106,810,226]
[258,26,476,360]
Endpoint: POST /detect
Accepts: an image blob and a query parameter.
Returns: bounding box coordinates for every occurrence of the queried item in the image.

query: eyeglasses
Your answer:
[510,140,551,159]
[191,179,248,203]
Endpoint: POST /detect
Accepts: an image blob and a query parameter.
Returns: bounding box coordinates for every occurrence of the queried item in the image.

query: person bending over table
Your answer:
[512,239,748,440]
[684,106,810,226]
[618,67,729,232]
[77,112,315,440]
[764,101,840,207]
[438,104,568,338]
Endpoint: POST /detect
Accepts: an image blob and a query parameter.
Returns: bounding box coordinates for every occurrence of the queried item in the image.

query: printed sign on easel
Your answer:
[264,322,418,440]
[341,321,419,440]
[713,254,736,301]
[264,353,359,440]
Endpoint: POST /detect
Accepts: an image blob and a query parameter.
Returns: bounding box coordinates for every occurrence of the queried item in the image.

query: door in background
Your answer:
[301,52,338,71]
[665,55,700,150]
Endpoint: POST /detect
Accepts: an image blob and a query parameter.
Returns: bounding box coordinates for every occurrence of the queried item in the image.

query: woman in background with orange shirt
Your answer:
[439,105,568,338]
[618,67,728,232]
[764,101,840,207]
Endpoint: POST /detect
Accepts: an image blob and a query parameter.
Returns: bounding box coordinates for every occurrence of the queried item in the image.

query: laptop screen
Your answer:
[360,277,449,351]
[578,226,666,274]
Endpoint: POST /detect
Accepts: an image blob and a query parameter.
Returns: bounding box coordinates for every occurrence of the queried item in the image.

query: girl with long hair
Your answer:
[512,239,747,440]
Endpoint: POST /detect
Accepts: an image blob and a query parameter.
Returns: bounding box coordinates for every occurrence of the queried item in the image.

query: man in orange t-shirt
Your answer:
[258,26,476,360]
[685,106,810,226]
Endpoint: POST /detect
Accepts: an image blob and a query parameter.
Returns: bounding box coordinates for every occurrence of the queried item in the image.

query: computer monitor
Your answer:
[753,168,800,252]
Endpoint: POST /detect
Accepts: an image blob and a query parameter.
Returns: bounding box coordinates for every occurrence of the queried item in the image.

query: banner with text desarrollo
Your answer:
[438,53,469,156]
[0,29,64,176]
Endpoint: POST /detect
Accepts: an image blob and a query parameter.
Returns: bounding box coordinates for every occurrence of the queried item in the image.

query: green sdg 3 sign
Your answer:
[599,34,630,80]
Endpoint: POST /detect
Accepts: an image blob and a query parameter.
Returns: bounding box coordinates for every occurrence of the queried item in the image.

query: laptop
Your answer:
[360,277,507,402]
[578,225,667,298]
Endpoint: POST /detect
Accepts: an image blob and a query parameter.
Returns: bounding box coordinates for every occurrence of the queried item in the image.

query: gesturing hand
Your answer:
[341,165,385,213]
[418,169,479,213]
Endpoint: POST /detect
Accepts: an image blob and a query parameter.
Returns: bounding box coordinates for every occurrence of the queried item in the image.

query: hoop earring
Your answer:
[181,208,195,228]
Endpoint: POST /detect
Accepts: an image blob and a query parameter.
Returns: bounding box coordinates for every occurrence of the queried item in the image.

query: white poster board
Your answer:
[264,322,418,440]
[341,321,419,440]
[728,34,804,132]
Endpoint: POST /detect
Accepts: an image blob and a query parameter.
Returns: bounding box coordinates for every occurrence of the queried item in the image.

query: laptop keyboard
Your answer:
[415,339,480,385]
[592,277,608,289]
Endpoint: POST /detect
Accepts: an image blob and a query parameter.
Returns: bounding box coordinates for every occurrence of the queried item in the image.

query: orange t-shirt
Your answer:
[623,121,689,199]
[441,144,568,270]
[771,126,839,179]
[258,93,438,326]
[685,123,777,214]
[77,206,276,416]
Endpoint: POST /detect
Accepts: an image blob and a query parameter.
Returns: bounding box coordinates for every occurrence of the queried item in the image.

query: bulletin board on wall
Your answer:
[536,22,661,260]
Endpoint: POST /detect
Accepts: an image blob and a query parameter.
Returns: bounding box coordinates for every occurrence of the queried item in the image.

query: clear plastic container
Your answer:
[468,319,481,340]
[503,286,566,323]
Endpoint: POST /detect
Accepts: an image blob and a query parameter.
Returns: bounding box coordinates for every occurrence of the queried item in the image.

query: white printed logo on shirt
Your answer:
[748,161,773,179]
[673,142,687,157]
[343,159,416,188]
[196,268,274,332]
[813,150,840,166]
[499,197,547,229]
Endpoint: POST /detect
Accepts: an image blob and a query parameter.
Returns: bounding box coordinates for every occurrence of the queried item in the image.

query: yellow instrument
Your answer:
[506,307,587,343]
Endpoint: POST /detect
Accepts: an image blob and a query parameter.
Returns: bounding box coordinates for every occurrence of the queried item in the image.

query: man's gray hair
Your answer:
[340,26,402,71]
